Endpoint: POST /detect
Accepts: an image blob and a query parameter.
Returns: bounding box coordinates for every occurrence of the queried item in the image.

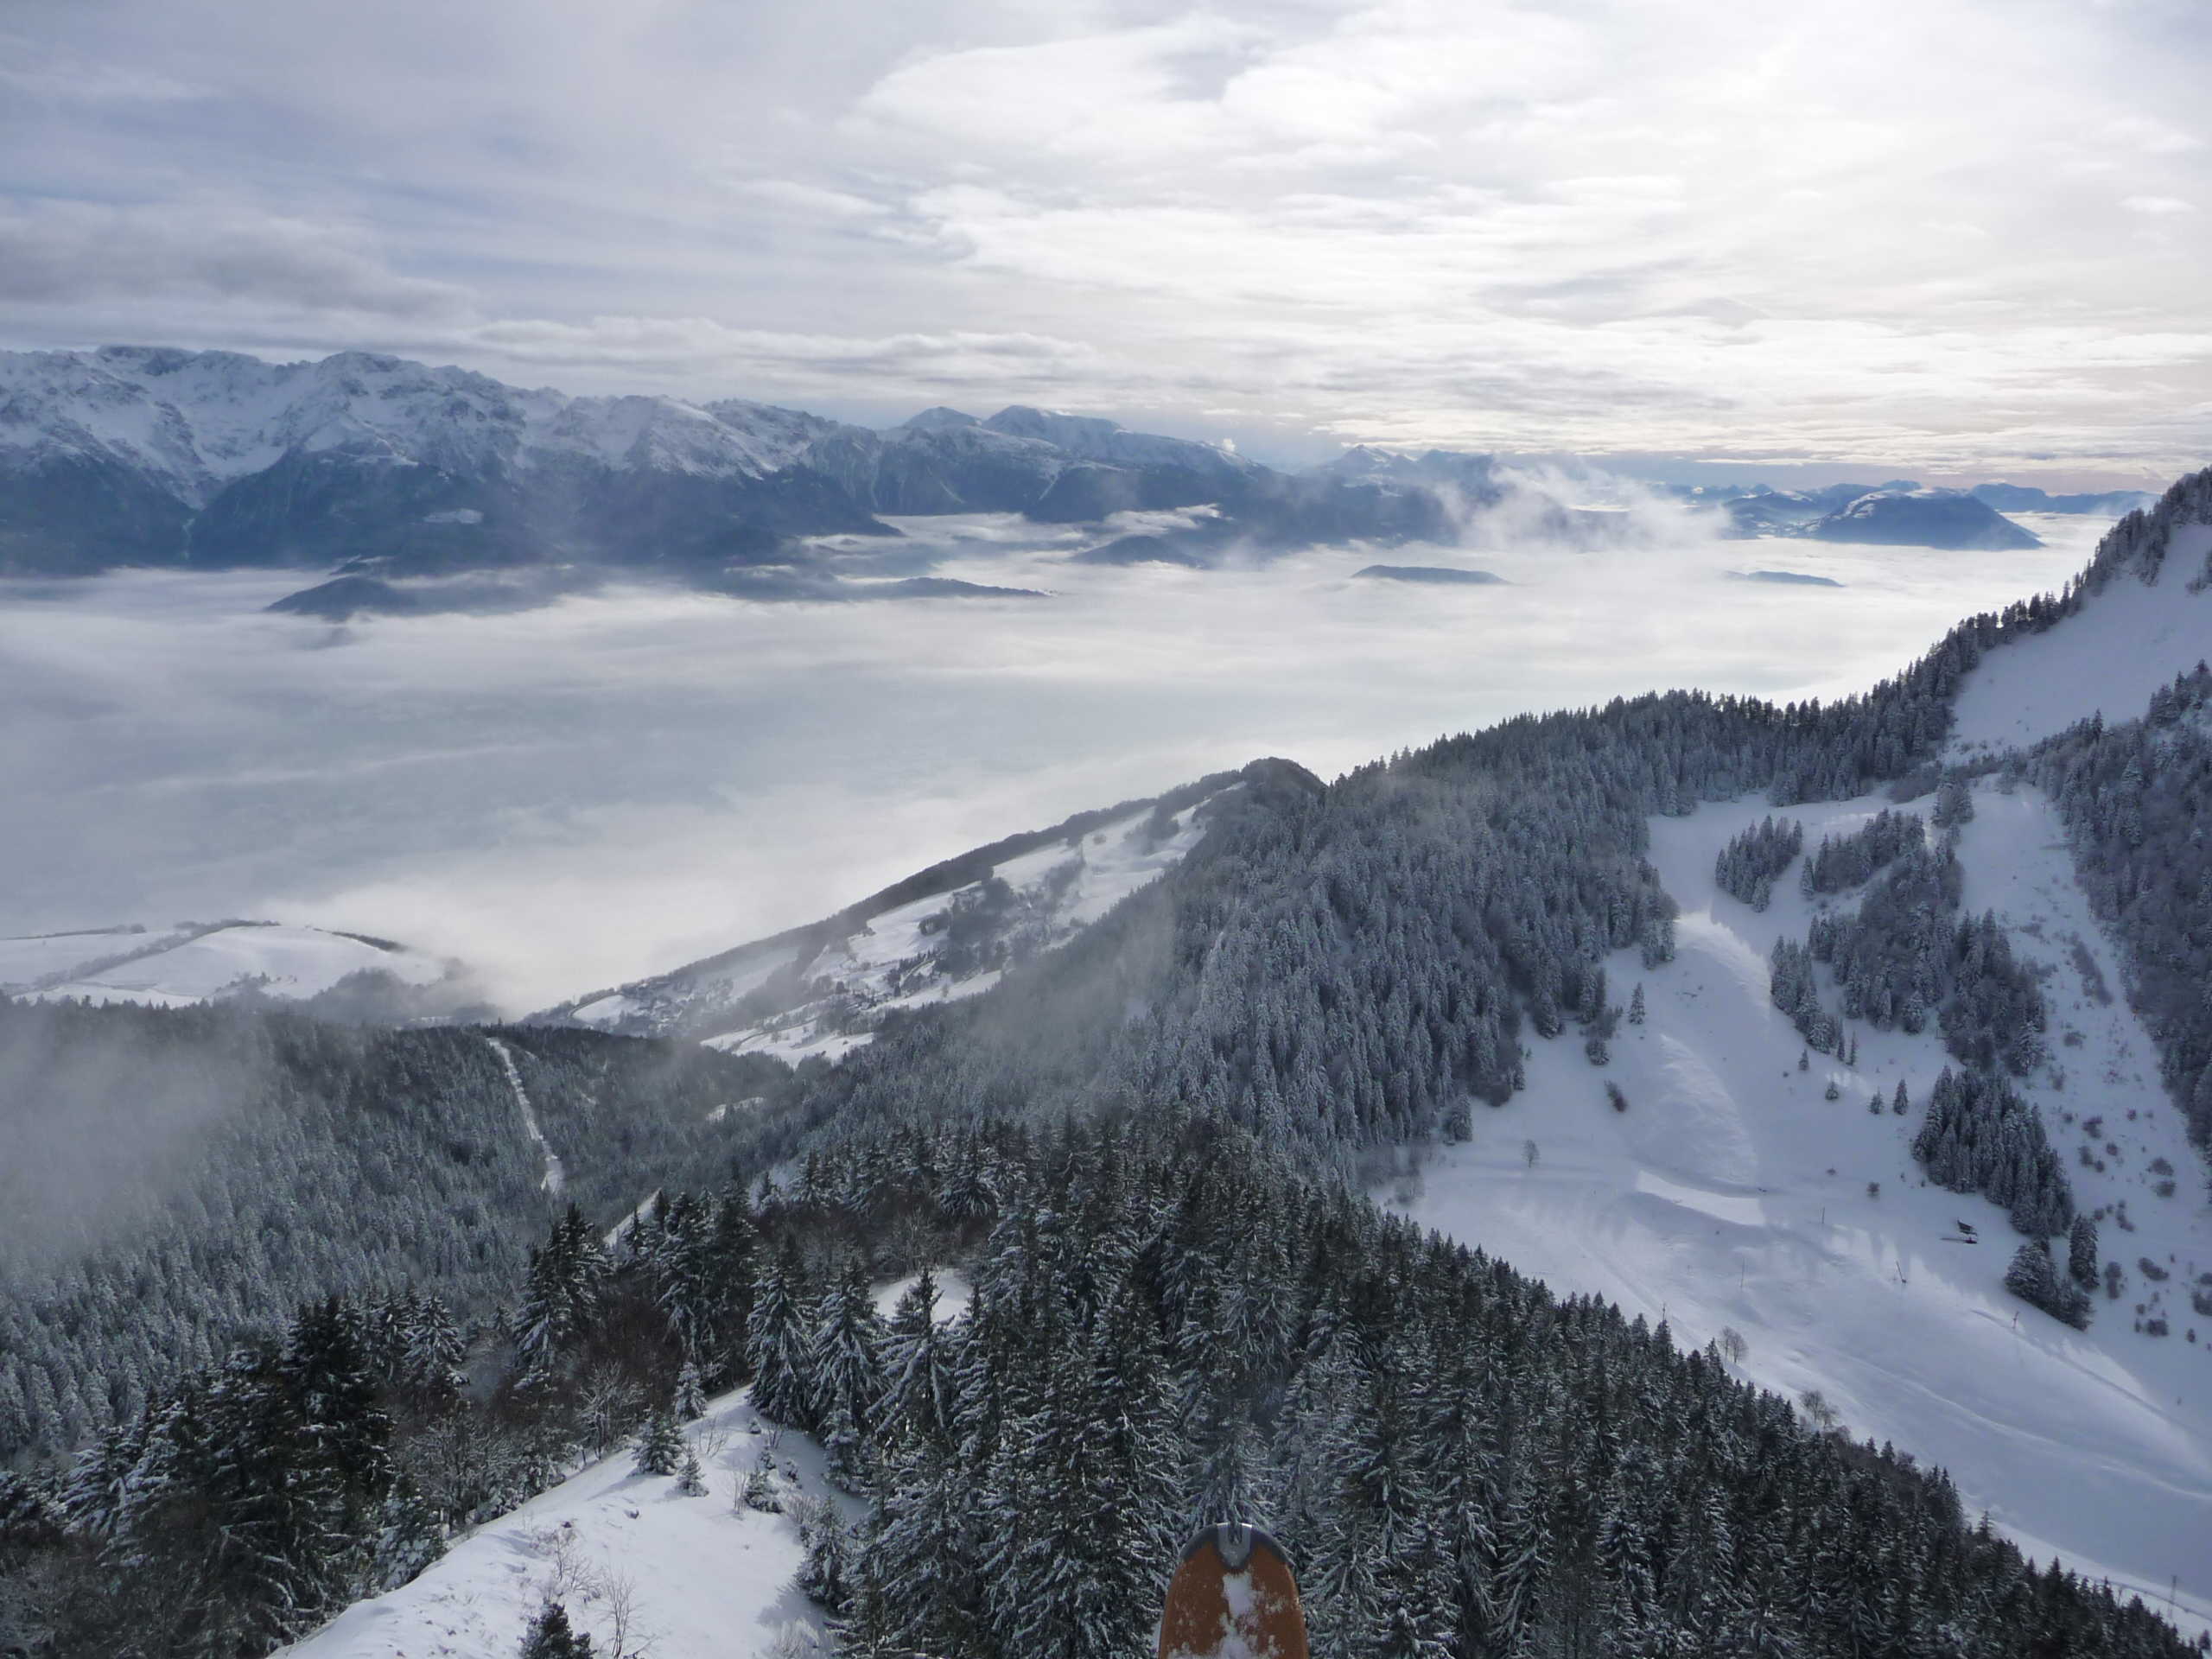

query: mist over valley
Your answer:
[0,510,2109,1012]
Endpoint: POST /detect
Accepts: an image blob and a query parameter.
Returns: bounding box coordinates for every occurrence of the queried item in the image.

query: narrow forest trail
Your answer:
[484,1035,565,1196]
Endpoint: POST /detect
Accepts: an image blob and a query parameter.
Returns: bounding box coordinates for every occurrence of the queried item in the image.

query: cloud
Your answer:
[0,0,2208,467]
[0,200,467,318]
[0,510,2124,1010]
[462,315,1103,393]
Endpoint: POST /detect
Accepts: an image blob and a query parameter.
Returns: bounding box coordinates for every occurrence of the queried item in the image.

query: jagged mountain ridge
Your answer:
[0,346,1469,579]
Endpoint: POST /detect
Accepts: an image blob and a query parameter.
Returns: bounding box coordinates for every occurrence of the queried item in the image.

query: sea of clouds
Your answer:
[0,512,2109,1012]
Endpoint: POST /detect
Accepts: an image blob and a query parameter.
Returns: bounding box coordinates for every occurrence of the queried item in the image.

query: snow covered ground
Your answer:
[696,797,1222,1065]
[0,920,451,1007]
[1395,784,2212,1635]
[486,1035,566,1197]
[1951,522,2212,756]
[279,1389,835,1659]
[279,1271,974,1659]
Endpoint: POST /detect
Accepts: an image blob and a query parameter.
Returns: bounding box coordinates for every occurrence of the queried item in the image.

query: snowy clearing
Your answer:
[870,1268,975,1324]
[3,920,447,1006]
[702,797,1220,1064]
[278,1389,833,1659]
[1395,785,2212,1636]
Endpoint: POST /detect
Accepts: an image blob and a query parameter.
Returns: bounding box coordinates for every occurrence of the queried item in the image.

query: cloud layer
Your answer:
[3,1,2208,476]
[0,512,2113,1010]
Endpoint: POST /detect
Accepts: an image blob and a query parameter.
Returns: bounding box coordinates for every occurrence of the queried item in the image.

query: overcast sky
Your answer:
[3,0,2208,480]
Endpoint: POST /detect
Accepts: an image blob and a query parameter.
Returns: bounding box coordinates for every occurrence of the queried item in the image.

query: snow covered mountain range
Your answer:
[0,345,2104,601]
[0,346,1461,588]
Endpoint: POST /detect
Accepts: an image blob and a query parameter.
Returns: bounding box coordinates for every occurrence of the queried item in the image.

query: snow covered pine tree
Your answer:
[1159,1523,1308,1659]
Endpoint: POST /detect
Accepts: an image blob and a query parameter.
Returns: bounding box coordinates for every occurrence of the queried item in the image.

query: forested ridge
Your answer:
[1,1116,2192,1658]
[0,1000,797,1460]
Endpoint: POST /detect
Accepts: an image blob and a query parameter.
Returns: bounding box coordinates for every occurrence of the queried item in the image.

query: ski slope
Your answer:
[1395,785,2212,1635]
[486,1035,566,1197]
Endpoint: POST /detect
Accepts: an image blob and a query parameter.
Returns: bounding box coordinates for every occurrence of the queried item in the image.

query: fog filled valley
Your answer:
[0,511,2111,1013]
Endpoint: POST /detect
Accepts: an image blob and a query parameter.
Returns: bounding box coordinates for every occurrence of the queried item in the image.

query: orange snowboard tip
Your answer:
[1158,1523,1308,1659]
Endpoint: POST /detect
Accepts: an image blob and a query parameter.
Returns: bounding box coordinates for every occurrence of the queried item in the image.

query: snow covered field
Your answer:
[280,1273,974,1659]
[1395,785,2212,1634]
[0,920,448,1006]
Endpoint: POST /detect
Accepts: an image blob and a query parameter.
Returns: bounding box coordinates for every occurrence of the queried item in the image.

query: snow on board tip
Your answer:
[1159,1524,1307,1659]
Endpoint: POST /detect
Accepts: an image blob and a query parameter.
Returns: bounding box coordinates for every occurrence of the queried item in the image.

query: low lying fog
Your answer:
[0,512,2109,1013]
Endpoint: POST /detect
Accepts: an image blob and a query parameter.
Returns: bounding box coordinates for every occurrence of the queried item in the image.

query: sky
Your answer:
[0,513,2113,1011]
[3,0,2209,482]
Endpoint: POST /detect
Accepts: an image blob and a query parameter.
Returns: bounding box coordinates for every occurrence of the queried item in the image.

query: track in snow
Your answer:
[485,1035,564,1197]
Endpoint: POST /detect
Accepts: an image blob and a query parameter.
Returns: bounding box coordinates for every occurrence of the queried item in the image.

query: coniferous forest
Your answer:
[2,1116,2194,1659]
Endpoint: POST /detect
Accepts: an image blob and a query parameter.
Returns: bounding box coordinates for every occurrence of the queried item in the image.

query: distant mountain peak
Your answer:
[895,405,982,432]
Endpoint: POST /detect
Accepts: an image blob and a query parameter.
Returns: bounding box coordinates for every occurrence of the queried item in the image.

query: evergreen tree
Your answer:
[676,1448,707,1497]
[515,1208,612,1386]
[810,1259,887,1490]
[2067,1215,2100,1290]
[2005,1243,2091,1329]
[632,1409,684,1477]
[673,1361,707,1423]
[744,1238,814,1429]
[519,1599,595,1658]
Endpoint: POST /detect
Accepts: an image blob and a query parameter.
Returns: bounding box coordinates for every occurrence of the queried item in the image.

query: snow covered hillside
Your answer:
[1396,783,2212,1634]
[702,798,1221,1065]
[281,1272,970,1659]
[0,919,458,1008]
[547,772,1252,1058]
[278,1389,833,1659]
[1952,478,2212,755]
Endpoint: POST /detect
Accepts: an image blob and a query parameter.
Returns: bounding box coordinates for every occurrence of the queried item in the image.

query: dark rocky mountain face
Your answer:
[0,449,194,575]
[798,419,1069,515]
